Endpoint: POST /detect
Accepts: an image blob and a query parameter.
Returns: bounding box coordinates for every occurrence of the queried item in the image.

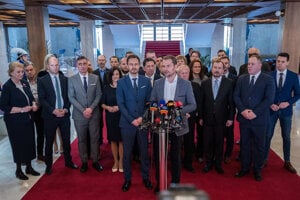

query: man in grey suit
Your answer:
[68,56,103,173]
[150,55,196,192]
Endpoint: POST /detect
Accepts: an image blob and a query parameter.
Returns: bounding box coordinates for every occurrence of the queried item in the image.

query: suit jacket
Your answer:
[116,74,152,128]
[234,72,275,125]
[0,79,35,121]
[150,76,196,136]
[68,73,101,120]
[269,70,300,116]
[37,73,70,120]
[190,82,201,119]
[93,67,110,90]
[199,77,235,126]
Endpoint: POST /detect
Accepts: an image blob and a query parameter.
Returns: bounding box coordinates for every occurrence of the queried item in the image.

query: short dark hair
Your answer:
[110,56,119,62]
[107,68,123,85]
[76,55,88,62]
[191,50,201,58]
[163,55,177,65]
[249,54,262,63]
[220,55,230,62]
[143,57,156,67]
[277,52,290,61]
[217,49,226,54]
[127,54,140,65]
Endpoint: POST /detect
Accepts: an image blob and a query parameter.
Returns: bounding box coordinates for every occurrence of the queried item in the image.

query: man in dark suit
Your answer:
[68,56,103,173]
[150,55,196,192]
[264,52,300,173]
[234,55,275,181]
[185,47,193,65]
[142,57,162,87]
[217,49,237,75]
[116,54,153,192]
[93,55,110,146]
[24,61,45,161]
[220,56,238,164]
[199,58,235,174]
[38,54,78,175]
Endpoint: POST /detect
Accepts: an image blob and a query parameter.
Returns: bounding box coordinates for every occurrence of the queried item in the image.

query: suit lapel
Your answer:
[78,74,86,93]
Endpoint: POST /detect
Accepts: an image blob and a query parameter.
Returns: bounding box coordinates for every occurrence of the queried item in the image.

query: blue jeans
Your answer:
[265,111,292,162]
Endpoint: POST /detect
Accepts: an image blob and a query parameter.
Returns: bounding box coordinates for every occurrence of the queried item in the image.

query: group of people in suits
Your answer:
[0,49,299,194]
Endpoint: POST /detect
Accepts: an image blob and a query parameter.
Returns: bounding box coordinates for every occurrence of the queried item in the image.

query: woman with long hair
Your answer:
[101,68,123,172]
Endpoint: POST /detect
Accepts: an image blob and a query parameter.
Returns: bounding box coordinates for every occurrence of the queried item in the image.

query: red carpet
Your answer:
[22,123,300,200]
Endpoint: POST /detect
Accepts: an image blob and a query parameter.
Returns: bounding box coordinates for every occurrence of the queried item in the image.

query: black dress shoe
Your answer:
[65,162,78,169]
[254,172,262,181]
[80,163,88,173]
[143,179,153,190]
[202,165,212,173]
[235,170,249,177]
[16,171,29,180]
[215,167,224,174]
[26,167,40,176]
[92,162,103,172]
[45,167,52,175]
[122,181,131,192]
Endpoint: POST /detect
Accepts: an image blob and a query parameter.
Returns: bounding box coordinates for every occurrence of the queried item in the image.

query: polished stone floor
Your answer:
[0,102,299,200]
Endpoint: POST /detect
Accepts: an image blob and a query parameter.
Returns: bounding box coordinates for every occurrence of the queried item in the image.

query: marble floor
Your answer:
[0,102,300,200]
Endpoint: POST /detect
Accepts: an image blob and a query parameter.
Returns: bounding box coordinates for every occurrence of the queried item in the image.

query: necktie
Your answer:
[132,78,138,93]
[278,72,283,90]
[54,76,62,109]
[249,75,255,88]
[100,69,105,81]
[83,77,88,93]
[213,79,219,99]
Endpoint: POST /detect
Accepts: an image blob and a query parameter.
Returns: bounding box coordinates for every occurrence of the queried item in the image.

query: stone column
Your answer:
[80,20,97,68]
[0,22,9,82]
[281,2,300,73]
[25,5,50,71]
[231,16,247,71]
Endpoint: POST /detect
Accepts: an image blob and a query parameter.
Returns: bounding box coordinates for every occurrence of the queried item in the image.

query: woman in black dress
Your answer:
[0,62,40,180]
[101,68,123,173]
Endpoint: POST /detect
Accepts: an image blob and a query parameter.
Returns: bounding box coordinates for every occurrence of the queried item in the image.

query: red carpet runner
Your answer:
[23,125,300,200]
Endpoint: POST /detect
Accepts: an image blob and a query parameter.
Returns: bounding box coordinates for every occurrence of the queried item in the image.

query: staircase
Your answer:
[144,41,181,57]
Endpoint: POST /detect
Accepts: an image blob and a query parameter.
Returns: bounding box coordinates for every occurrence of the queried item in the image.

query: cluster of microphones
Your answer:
[140,100,184,131]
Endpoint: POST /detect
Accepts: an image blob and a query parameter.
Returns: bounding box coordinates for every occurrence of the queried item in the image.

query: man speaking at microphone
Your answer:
[150,55,196,192]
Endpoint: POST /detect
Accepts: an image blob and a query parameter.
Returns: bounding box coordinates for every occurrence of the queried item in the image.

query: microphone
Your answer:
[160,105,168,125]
[150,101,158,123]
[174,101,183,123]
[159,99,166,108]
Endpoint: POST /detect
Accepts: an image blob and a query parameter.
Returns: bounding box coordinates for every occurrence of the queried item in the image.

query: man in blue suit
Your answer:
[234,55,275,181]
[264,52,300,174]
[116,54,153,192]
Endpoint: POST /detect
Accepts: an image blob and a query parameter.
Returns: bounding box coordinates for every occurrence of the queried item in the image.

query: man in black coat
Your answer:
[199,58,235,174]
[38,54,78,175]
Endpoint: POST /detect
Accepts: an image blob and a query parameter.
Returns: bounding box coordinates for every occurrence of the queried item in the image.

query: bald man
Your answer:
[238,48,271,76]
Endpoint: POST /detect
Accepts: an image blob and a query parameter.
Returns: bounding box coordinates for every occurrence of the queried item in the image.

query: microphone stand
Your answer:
[159,124,169,191]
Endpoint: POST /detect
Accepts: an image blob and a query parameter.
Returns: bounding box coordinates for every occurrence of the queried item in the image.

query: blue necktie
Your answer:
[54,76,62,109]
[213,79,219,99]
[132,78,138,93]
[83,77,88,93]
[278,73,283,90]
